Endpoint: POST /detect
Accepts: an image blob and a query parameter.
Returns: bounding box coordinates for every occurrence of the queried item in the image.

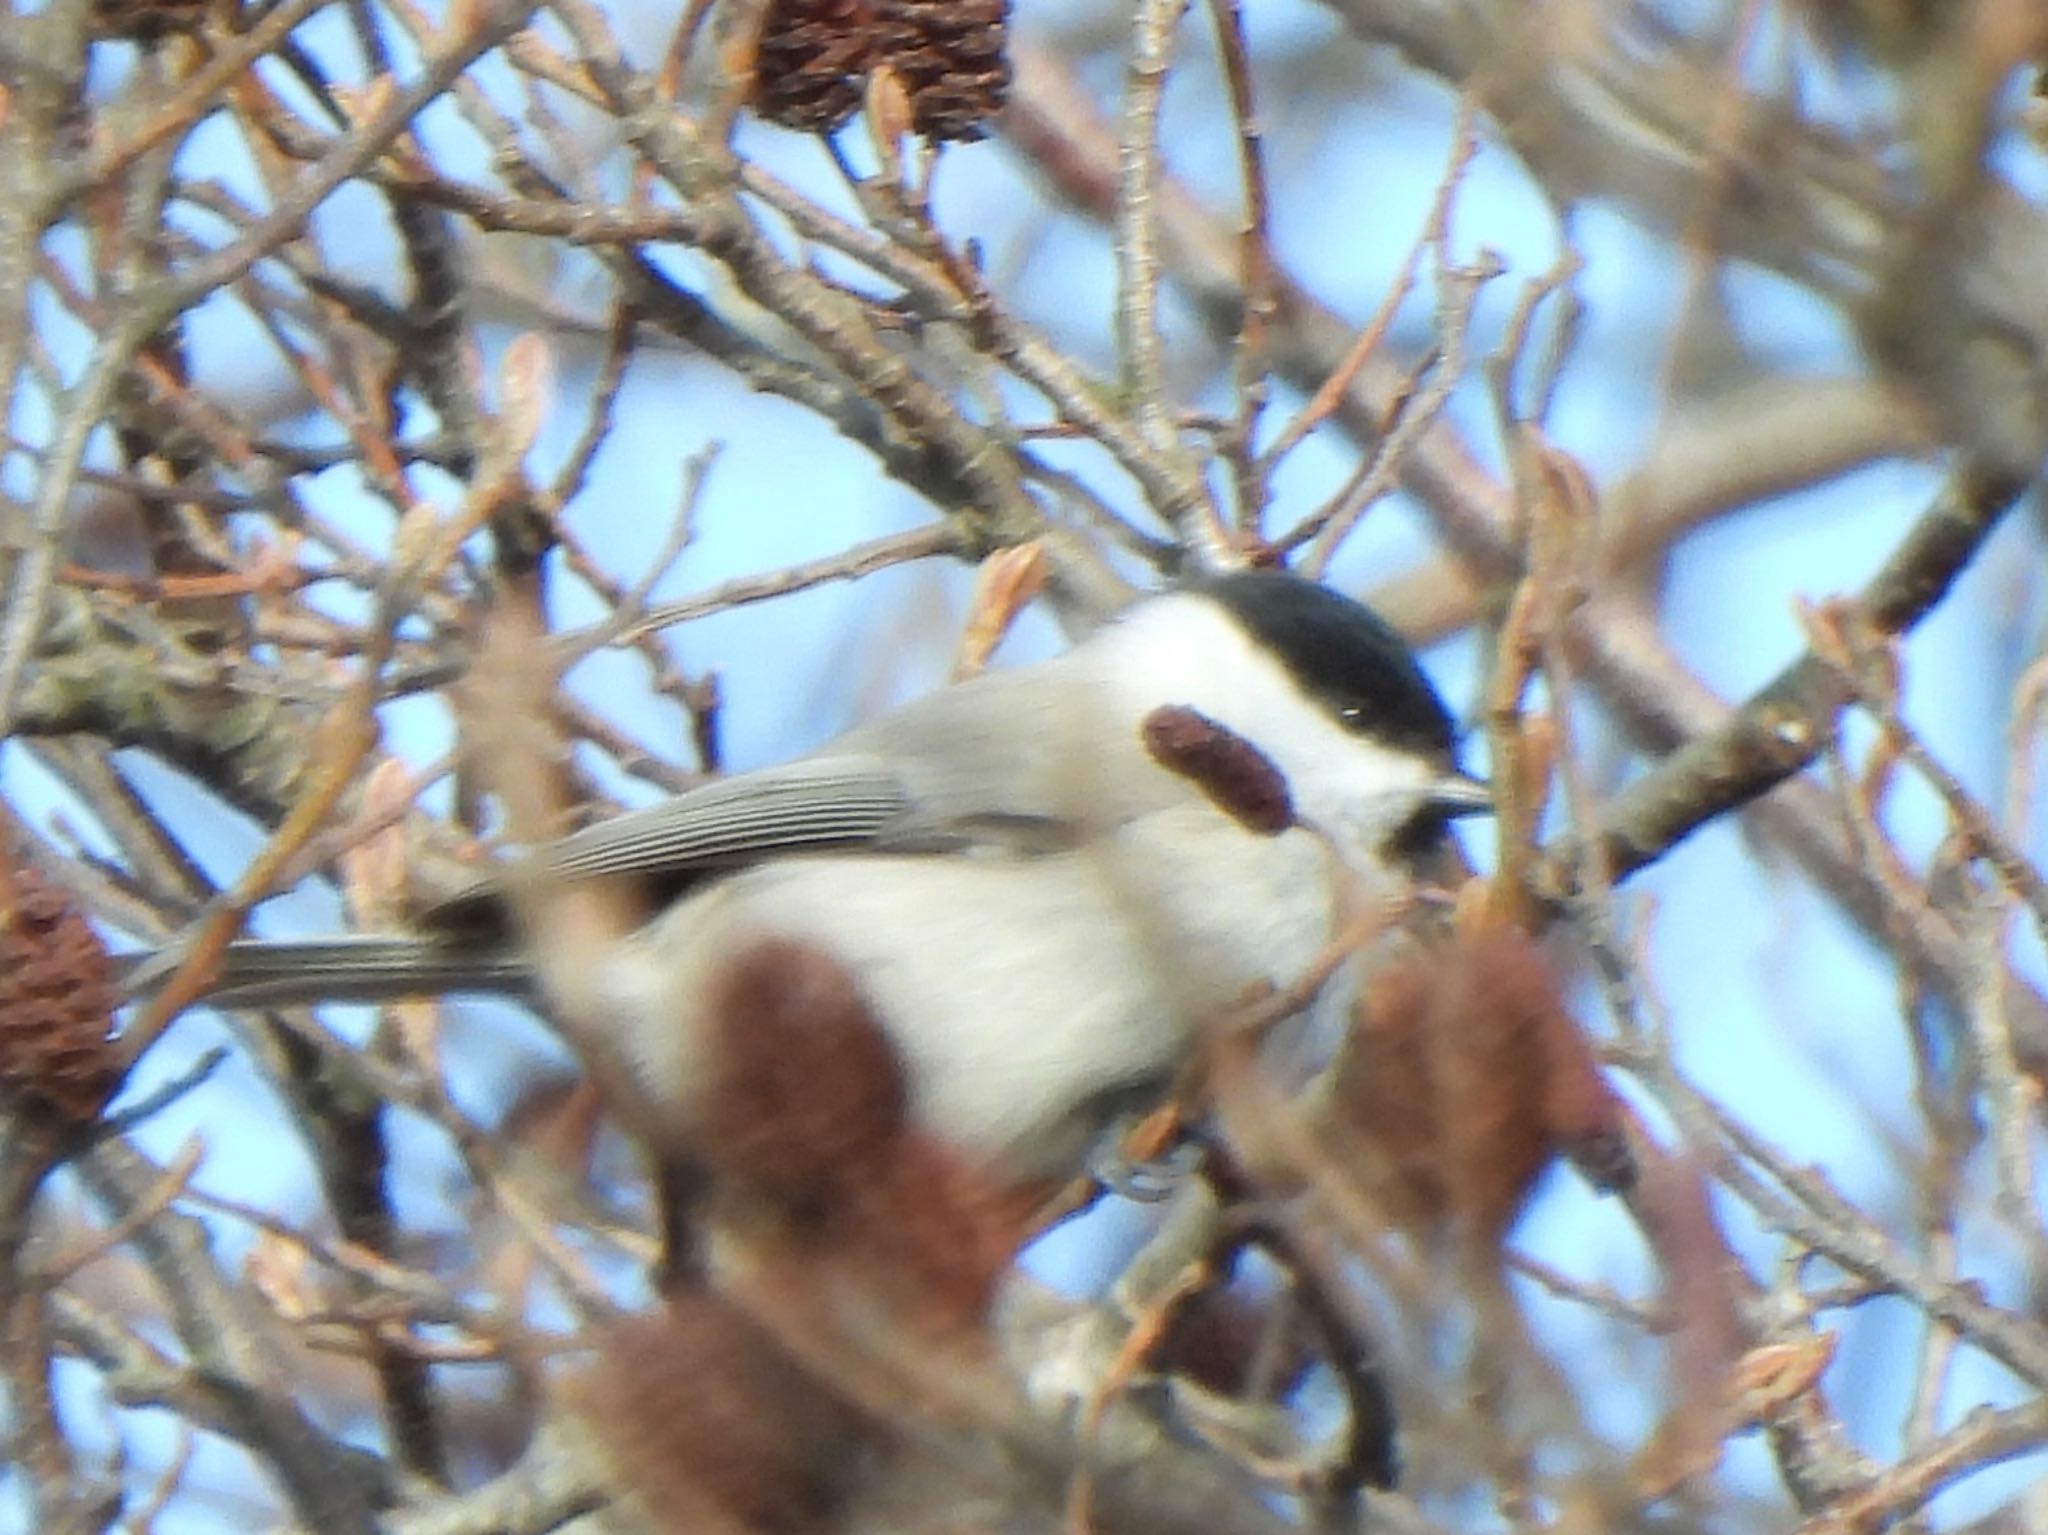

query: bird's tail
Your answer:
[119,935,535,1009]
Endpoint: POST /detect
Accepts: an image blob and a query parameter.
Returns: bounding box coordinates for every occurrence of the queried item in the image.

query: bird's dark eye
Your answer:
[1337,704,1367,730]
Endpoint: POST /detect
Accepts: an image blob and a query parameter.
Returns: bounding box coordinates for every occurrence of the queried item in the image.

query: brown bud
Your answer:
[697,938,910,1224]
[575,1294,877,1535]
[1155,1285,1316,1401]
[1338,946,1449,1234]
[1143,705,1296,835]
[89,0,210,43]
[1334,919,1628,1255]
[835,1131,1024,1339]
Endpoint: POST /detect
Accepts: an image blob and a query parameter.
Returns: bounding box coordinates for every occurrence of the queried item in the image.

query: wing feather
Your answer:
[536,760,917,883]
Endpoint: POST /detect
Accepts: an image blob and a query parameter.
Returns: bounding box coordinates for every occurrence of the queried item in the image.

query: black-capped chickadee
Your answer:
[136,571,1488,1190]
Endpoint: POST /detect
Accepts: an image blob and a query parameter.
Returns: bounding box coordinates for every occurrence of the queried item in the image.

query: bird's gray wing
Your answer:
[125,670,1155,1009]
[533,757,926,884]
[407,755,936,934]
[129,758,1017,1008]
[493,668,1142,896]
[115,934,535,1007]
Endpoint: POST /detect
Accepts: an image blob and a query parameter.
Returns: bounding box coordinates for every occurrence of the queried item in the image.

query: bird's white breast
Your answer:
[602,812,1349,1183]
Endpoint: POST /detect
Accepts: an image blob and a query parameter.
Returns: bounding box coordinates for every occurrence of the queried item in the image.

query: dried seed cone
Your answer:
[1333,920,1627,1254]
[1142,704,1296,835]
[875,0,1010,141]
[576,1296,877,1535]
[90,0,211,42]
[697,937,911,1225]
[837,1132,1024,1339]
[754,0,879,133]
[0,866,122,1124]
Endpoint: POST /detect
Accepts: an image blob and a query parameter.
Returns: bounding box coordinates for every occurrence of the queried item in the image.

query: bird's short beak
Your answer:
[1429,773,1493,816]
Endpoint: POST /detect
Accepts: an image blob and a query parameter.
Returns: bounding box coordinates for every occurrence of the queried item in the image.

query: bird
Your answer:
[131,569,1488,1195]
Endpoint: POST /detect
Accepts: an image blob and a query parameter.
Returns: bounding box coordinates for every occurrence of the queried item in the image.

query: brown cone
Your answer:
[0,864,122,1125]
[754,0,879,133]
[874,0,1010,141]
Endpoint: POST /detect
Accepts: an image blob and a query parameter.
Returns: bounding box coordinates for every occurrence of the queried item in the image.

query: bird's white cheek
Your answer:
[1288,760,1440,873]
[1101,814,1344,1003]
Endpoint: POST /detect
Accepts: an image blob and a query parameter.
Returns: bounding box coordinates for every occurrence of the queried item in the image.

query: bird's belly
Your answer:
[609,837,1334,1184]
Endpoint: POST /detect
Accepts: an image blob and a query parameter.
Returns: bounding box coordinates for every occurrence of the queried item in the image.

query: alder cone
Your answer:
[89,0,211,41]
[0,866,122,1124]
[697,937,911,1224]
[1334,921,1627,1253]
[875,0,1010,141]
[580,1297,876,1535]
[754,0,878,133]
[837,1132,1023,1338]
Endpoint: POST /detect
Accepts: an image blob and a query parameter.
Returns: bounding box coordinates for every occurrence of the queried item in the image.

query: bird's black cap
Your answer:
[1191,569,1458,760]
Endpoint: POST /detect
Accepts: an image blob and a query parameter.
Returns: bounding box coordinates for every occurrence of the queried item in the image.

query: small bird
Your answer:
[137,570,1487,1192]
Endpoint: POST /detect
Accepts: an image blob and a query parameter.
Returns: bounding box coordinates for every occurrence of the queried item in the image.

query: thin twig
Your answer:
[1116,0,1182,458]
[1548,464,2026,903]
